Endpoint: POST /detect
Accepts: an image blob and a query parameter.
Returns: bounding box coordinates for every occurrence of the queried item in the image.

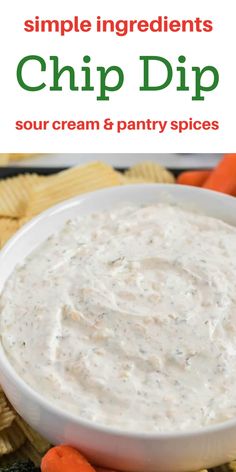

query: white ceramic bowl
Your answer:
[1,184,236,472]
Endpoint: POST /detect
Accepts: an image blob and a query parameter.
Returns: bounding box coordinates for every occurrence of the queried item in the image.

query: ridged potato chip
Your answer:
[18,216,32,228]
[0,393,15,431]
[125,161,175,184]
[0,391,7,412]
[15,416,50,454]
[8,154,38,162]
[115,172,147,185]
[26,162,121,216]
[0,433,12,456]
[0,174,43,218]
[0,155,9,166]
[0,422,25,456]
[0,409,15,432]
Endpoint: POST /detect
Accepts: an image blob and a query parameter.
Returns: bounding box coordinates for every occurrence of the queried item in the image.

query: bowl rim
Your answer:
[1,182,236,440]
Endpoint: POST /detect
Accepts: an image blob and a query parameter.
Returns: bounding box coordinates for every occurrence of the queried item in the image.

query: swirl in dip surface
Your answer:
[1,203,236,432]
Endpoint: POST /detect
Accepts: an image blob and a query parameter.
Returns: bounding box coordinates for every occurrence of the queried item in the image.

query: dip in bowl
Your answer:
[0,184,236,472]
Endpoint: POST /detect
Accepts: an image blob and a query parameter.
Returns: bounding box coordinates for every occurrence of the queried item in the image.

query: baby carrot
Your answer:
[177,170,211,187]
[41,445,96,472]
[203,154,236,195]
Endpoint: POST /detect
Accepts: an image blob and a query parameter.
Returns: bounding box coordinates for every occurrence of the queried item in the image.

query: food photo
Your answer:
[0,154,236,472]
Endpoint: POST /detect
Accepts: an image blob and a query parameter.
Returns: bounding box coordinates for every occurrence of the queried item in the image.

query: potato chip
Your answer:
[8,154,39,162]
[15,416,50,454]
[0,409,15,432]
[0,433,12,456]
[0,391,7,410]
[18,216,32,229]
[117,173,148,185]
[0,174,43,218]
[5,422,26,451]
[125,161,175,184]
[0,155,9,166]
[26,161,121,216]
[0,392,15,431]
[0,218,19,248]
[0,421,25,456]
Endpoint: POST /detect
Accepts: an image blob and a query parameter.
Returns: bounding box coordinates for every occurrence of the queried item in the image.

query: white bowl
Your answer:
[1,184,236,472]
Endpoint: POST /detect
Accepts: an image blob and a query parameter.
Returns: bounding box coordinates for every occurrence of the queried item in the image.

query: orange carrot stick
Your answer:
[177,170,211,187]
[203,154,236,195]
[41,445,96,472]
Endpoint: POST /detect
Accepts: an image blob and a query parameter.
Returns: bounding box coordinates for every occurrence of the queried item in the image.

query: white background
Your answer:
[0,0,235,153]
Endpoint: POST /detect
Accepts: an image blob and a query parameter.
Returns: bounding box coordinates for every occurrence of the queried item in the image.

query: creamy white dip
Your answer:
[1,203,236,432]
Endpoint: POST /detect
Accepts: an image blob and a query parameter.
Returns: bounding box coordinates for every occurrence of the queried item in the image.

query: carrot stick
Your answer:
[41,445,96,472]
[203,155,236,195]
[177,170,211,187]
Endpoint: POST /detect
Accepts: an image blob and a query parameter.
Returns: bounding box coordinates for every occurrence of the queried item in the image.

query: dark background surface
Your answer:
[0,166,209,179]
